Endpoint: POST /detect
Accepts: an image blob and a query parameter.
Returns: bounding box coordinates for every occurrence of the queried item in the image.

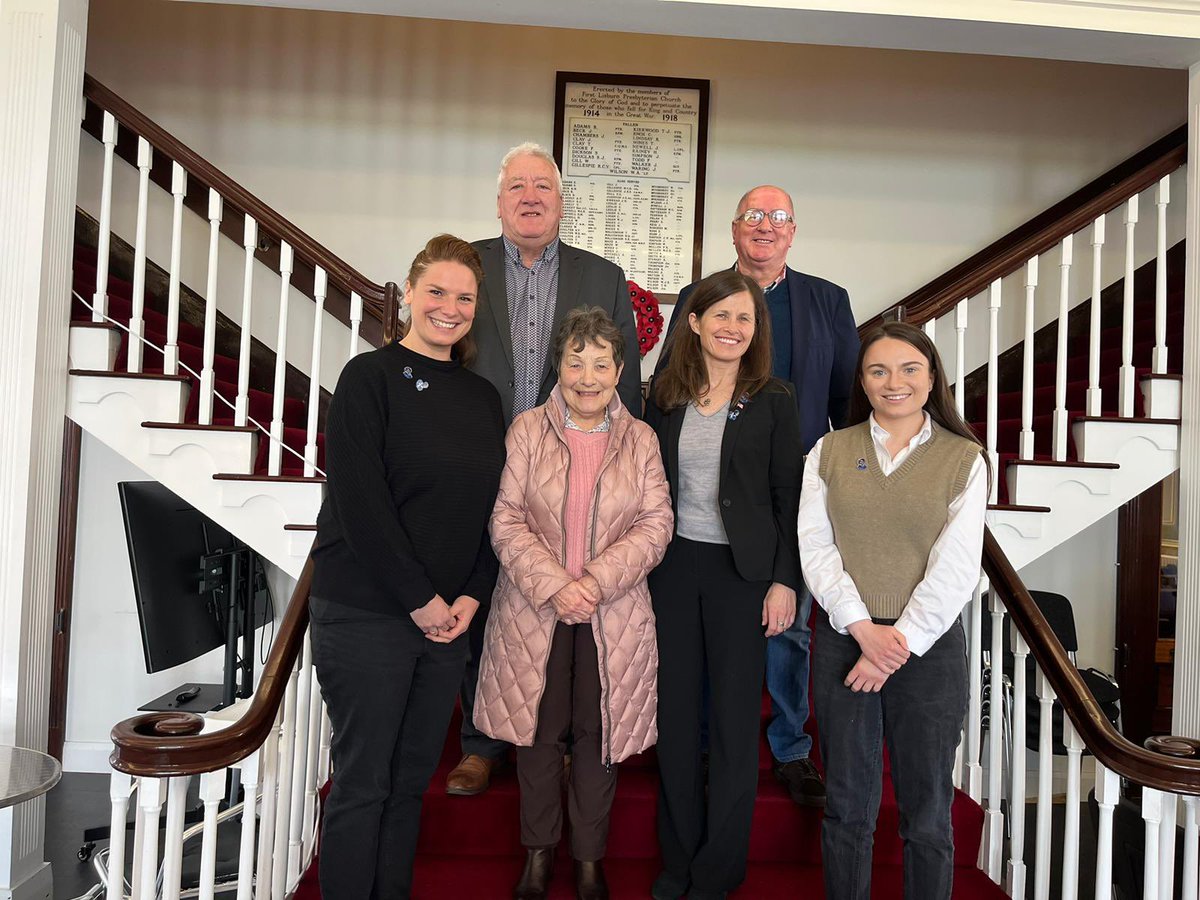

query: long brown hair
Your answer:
[653,269,774,411]
[400,233,484,367]
[849,321,992,484]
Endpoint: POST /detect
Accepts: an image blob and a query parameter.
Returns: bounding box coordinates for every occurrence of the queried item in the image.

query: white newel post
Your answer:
[1173,60,1200,742]
[0,1,88,898]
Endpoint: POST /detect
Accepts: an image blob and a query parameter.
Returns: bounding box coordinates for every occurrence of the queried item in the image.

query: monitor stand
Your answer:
[139,682,227,714]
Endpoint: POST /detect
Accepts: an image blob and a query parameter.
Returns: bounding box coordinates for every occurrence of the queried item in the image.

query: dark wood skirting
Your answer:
[1117,481,1166,749]
[48,419,82,763]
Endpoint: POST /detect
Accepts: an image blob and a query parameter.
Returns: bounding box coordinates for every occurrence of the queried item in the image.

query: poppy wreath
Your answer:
[628,280,664,358]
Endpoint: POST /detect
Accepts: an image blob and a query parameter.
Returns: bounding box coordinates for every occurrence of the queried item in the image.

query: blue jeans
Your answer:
[764,584,814,762]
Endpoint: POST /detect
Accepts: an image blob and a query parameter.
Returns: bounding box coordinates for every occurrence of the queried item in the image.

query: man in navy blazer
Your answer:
[657,185,859,806]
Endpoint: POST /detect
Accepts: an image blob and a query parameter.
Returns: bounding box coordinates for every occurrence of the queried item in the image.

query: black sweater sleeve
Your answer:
[323,355,437,614]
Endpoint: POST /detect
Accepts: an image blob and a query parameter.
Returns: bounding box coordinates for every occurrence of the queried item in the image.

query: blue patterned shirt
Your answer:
[503,236,560,416]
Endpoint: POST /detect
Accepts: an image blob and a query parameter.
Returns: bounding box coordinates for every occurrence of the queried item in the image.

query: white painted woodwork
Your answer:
[165,164,187,375]
[1034,670,1055,900]
[235,752,260,900]
[954,299,968,417]
[1143,375,1182,420]
[1021,256,1038,460]
[985,593,1005,882]
[319,706,333,785]
[255,716,281,900]
[269,242,294,476]
[987,280,1001,504]
[288,645,313,884]
[131,797,145,900]
[1120,195,1139,418]
[1053,235,1073,461]
[162,775,189,900]
[349,291,364,359]
[1094,763,1120,900]
[923,317,935,340]
[200,190,223,425]
[1182,795,1199,900]
[1061,717,1084,900]
[235,215,258,427]
[1144,788,1164,900]
[302,657,325,857]
[127,137,152,374]
[198,769,225,900]
[1087,215,1106,417]
[1006,629,1028,900]
[68,326,121,370]
[967,579,984,803]
[136,777,164,899]
[1161,793,1179,900]
[1155,174,1171,374]
[305,269,327,477]
[93,112,117,323]
[273,661,300,898]
[106,772,131,900]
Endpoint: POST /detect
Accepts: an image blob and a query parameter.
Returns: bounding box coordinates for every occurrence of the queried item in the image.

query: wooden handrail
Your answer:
[81,75,401,347]
[110,557,312,776]
[866,124,1186,329]
[982,528,1200,794]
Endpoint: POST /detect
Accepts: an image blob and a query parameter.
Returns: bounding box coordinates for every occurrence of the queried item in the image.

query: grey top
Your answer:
[676,401,730,545]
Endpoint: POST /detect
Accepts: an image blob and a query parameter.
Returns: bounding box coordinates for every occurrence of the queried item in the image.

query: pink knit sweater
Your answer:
[563,429,610,579]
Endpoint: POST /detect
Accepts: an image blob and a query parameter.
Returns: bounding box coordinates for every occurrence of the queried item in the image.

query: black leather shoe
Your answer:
[650,870,688,899]
[574,859,608,900]
[513,848,554,899]
[773,757,826,807]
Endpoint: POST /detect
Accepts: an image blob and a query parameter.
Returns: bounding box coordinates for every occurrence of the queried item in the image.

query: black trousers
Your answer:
[459,604,509,758]
[649,537,769,896]
[310,595,468,900]
[516,621,617,860]
[813,613,968,900]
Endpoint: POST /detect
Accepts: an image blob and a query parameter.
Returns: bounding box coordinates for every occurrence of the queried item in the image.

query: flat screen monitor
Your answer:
[118,481,269,674]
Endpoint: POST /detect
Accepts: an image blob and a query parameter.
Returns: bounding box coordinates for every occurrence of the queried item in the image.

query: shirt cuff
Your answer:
[894,618,936,657]
[828,600,872,635]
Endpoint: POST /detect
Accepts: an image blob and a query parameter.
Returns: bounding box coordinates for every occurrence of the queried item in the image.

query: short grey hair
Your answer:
[497,142,564,196]
[553,306,626,371]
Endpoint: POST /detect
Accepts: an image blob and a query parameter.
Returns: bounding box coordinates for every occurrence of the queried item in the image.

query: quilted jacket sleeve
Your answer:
[583,423,674,602]
[490,416,574,609]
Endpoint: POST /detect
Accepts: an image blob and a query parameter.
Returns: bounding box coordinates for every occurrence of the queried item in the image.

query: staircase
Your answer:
[70,77,1200,900]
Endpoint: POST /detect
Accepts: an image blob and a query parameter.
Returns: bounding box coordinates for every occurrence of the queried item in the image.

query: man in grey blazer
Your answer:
[445,142,641,796]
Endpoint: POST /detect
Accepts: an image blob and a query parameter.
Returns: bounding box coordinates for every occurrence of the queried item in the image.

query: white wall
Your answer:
[83,0,1188,326]
[65,432,293,773]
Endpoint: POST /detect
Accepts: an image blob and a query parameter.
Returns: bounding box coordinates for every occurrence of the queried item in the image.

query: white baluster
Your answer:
[349,291,364,360]
[955,299,969,418]
[1053,235,1073,461]
[987,280,1002,503]
[985,591,1006,883]
[199,190,223,425]
[164,164,186,376]
[273,659,300,898]
[1182,795,1199,900]
[235,751,260,900]
[1161,793,1179,900]
[255,717,281,900]
[135,777,164,900]
[288,638,314,883]
[161,775,190,900]
[319,704,332,784]
[235,215,257,427]
[923,317,936,341]
[967,578,984,803]
[304,268,327,477]
[197,769,224,900]
[1119,196,1139,418]
[1020,257,1038,460]
[1094,763,1120,900]
[1006,629,1029,898]
[302,655,325,860]
[106,771,132,900]
[268,242,294,476]
[92,112,117,324]
[1034,669,1055,900]
[1144,788,1164,900]
[1086,215,1106,416]
[1154,175,1171,374]
[130,790,145,900]
[127,137,152,374]
[1061,717,1084,900]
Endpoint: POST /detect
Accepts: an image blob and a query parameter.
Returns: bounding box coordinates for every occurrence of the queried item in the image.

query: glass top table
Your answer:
[0,746,61,809]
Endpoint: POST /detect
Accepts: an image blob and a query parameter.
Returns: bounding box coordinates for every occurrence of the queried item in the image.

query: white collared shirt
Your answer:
[797,413,988,656]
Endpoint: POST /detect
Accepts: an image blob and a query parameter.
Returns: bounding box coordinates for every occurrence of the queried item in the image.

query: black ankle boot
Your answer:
[574,859,609,900]
[513,848,554,899]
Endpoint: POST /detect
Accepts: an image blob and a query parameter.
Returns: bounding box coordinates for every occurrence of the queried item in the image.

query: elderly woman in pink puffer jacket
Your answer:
[474,306,673,900]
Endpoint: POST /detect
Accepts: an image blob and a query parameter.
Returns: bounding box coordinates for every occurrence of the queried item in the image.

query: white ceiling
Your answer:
[179,0,1200,67]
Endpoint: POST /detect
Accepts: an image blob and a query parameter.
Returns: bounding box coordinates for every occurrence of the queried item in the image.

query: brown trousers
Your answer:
[516,621,617,861]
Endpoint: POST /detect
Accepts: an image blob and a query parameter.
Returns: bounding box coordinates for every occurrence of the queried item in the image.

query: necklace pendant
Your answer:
[700,397,711,407]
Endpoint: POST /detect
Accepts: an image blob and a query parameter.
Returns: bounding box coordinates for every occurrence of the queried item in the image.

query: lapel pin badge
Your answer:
[856,457,868,470]
[403,366,414,379]
[416,379,430,392]
[728,409,740,421]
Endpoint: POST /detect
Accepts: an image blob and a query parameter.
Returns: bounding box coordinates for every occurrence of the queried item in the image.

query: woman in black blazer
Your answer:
[645,269,804,900]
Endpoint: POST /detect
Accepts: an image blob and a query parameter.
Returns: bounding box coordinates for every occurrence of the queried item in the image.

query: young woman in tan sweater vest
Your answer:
[798,322,990,900]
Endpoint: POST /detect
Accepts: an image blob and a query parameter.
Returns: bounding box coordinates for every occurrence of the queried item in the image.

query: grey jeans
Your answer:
[813,613,968,900]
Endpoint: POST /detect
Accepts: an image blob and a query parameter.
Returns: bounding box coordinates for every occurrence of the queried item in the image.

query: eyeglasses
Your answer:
[736,208,794,227]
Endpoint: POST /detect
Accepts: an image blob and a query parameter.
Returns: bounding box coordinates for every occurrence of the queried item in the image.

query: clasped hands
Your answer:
[551,575,602,625]
[844,620,910,693]
[410,594,479,642]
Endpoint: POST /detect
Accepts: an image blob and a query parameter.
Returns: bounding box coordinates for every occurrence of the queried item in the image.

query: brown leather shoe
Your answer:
[574,859,609,900]
[513,848,554,899]
[445,753,501,796]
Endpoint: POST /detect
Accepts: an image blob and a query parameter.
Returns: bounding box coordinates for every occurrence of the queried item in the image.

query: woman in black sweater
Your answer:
[309,234,506,900]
